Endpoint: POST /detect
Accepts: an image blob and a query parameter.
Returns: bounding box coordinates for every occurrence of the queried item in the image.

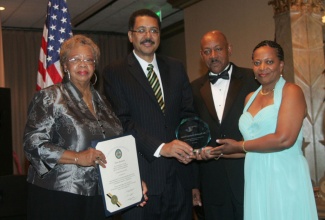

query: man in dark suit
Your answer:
[191,30,259,220]
[103,9,197,220]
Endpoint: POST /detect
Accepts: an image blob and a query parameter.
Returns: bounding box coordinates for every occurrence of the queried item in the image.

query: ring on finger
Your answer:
[95,160,99,164]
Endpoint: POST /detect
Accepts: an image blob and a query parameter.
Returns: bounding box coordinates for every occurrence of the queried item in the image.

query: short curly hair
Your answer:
[59,34,100,73]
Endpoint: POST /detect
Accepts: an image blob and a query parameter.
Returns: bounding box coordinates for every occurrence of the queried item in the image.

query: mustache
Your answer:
[210,58,220,63]
[141,38,155,45]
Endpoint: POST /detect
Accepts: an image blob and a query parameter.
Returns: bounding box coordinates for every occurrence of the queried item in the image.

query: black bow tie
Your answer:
[209,69,229,84]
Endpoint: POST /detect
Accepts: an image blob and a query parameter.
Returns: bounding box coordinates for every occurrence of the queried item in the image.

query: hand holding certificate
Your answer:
[92,134,143,217]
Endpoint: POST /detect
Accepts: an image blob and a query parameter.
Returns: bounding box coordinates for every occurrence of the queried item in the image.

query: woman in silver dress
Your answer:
[24,35,146,219]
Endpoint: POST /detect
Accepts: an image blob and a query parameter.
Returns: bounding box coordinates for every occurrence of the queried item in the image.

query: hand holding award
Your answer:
[175,117,211,153]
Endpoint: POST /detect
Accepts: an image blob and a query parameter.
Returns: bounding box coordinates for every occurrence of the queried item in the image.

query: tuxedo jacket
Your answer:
[191,63,259,205]
[103,53,197,195]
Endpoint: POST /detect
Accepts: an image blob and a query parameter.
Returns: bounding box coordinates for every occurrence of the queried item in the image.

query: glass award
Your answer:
[175,117,211,152]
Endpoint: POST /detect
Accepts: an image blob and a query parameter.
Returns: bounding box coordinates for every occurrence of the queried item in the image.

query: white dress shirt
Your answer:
[210,64,232,123]
[133,51,164,157]
[133,51,165,101]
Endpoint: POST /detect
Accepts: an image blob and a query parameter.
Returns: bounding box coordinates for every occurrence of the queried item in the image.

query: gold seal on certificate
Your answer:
[92,135,142,217]
[176,117,211,152]
[111,195,118,205]
[107,193,122,207]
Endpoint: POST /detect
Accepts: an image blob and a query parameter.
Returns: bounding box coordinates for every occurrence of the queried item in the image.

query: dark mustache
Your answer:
[210,58,220,63]
[141,39,155,45]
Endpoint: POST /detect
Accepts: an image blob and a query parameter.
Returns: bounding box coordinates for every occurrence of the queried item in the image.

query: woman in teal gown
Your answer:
[211,40,318,220]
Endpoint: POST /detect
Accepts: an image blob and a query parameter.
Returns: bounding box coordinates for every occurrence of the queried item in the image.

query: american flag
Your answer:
[37,0,73,91]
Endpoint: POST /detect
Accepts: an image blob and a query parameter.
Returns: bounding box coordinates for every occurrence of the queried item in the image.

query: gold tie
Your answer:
[147,64,165,112]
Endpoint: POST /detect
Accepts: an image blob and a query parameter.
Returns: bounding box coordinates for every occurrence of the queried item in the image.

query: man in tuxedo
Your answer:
[103,9,197,220]
[191,30,259,220]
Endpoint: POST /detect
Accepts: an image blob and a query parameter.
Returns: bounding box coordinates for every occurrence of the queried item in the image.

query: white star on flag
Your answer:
[36,0,73,91]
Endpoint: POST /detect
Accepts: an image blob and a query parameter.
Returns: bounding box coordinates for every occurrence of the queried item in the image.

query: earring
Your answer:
[92,72,97,85]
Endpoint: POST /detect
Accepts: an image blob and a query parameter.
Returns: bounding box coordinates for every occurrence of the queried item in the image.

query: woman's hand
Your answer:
[193,141,246,160]
[210,139,243,155]
[75,148,107,168]
[59,148,106,167]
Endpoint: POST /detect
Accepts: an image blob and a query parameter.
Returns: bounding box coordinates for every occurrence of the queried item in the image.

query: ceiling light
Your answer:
[0,7,5,11]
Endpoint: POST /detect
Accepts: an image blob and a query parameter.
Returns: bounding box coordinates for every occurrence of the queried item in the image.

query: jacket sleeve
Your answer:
[23,89,65,176]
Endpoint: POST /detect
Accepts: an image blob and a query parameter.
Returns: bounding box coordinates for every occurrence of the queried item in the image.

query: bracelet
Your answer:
[214,153,223,161]
[74,153,79,165]
[242,141,248,153]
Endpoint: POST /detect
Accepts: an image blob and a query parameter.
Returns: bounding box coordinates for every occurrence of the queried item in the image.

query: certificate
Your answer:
[92,134,143,217]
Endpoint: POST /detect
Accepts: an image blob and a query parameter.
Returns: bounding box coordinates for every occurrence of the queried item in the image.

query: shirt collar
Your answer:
[133,50,158,73]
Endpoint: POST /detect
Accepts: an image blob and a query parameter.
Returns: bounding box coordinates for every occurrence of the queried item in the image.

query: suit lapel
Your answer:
[199,74,220,124]
[127,54,161,106]
[199,64,245,124]
[222,64,243,121]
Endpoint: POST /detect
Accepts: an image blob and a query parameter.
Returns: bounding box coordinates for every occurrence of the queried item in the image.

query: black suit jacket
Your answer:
[103,53,197,195]
[191,63,259,205]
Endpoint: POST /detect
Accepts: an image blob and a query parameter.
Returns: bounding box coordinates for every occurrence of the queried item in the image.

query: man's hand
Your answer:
[138,181,148,207]
[160,140,193,164]
[192,188,202,206]
[193,146,223,160]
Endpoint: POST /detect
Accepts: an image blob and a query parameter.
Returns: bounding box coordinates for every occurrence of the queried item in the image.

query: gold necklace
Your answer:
[84,98,92,107]
[83,94,92,107]
[85,101,91,107]
[260,88,274,96]
[82,89,93,107]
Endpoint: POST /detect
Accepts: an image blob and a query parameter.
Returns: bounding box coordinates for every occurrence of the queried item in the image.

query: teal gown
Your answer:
[239,76,318,220]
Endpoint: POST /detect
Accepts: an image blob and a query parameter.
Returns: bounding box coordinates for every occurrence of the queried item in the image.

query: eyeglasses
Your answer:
[130,28,160,36]
[68,58,96,65]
